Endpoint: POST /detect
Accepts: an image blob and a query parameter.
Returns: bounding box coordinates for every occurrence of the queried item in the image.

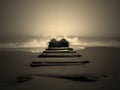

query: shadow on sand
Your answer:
[10,74,107,85]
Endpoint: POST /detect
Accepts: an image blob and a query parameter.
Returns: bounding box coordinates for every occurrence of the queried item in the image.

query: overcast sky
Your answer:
[0,0,120,42]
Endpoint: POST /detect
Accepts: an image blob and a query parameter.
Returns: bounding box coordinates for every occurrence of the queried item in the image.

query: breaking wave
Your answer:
[0,36,120,52]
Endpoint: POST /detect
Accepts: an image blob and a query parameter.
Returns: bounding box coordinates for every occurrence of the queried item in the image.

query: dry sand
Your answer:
[0,47,120,90]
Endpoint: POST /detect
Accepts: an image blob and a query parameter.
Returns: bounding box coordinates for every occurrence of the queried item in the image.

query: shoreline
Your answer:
[0,46,120,52]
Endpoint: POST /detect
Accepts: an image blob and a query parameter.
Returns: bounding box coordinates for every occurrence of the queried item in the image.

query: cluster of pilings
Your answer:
[38,38,81,57]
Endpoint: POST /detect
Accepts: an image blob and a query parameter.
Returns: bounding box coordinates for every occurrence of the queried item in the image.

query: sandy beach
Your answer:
[0,47,120,90]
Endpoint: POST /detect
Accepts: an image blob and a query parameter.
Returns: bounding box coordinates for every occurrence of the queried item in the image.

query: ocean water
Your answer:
[0,36,120,52]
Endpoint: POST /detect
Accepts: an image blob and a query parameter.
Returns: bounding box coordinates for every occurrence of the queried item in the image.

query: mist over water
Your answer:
[0,0,120,53]
[0,36,120,52]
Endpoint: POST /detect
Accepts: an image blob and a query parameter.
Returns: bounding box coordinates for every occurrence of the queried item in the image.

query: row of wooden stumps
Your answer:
[31,38,85,67]
[39,38,81,57]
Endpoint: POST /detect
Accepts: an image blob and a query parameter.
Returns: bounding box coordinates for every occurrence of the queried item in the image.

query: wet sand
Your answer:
[0,47,120,90]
